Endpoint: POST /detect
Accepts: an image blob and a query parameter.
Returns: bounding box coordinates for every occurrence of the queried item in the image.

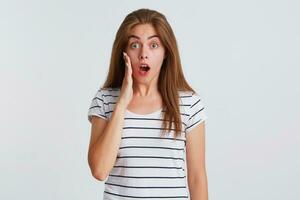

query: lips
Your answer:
[139,63,150,72]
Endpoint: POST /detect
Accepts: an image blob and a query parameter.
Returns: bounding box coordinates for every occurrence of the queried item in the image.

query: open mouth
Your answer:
[139,64,150,72]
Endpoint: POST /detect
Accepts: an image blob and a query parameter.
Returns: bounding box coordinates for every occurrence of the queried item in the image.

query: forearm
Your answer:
[89,102,126,179]
[188,173,209,200]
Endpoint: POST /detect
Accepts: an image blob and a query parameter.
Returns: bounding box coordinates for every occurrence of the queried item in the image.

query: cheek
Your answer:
[124,49,142,74]
[125,52,139,67]
[154,49,165,60]
[153,53,165,66]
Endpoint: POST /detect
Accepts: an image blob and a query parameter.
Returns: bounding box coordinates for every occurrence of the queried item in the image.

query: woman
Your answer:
[87,8,208,200]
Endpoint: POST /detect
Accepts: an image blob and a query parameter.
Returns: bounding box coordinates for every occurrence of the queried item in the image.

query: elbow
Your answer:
[92,169,108,181]
[88,159,109,181]
[88,154,112,181]
[89,162,109,181]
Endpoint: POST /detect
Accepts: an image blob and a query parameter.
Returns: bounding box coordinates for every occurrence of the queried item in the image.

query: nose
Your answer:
[139,46,148,60]
[140,55,148,59]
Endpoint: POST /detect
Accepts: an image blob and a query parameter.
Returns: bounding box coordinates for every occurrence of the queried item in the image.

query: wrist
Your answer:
[116,100,127,111]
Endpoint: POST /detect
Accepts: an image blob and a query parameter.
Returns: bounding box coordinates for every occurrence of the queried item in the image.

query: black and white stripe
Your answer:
[87,87,207,199]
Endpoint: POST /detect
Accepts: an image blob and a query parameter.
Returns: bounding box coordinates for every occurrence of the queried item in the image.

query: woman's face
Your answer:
[125,23,166,83]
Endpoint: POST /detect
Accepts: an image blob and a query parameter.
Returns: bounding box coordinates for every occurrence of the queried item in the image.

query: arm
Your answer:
[186,121,208,200]
[88,102,126,181]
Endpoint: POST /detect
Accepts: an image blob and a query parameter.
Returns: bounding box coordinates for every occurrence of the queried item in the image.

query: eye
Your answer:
[130,42,140,49]
[151,42,159,48]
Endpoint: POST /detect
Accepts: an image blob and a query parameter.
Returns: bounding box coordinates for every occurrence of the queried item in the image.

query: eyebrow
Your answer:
[128,34,160,40]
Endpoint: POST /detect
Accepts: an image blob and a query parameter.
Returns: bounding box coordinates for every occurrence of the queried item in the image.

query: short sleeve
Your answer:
[87,89,108,123]
[185,92,208,134]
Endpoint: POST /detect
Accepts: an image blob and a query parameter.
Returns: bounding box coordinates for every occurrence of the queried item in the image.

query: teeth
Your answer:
[140,64,150,71]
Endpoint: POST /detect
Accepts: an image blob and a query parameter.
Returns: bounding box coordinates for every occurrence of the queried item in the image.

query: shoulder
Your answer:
[177,90,208,134]
[178,90,202,106]
[177,90,198,117]
[178,90,207,125]
[99,87,121,117]
[97,87,121,100]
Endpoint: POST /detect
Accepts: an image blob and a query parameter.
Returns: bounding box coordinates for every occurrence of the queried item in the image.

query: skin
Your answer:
[186,122,209,200]
[123,23,166,113]
[123,24,209,199]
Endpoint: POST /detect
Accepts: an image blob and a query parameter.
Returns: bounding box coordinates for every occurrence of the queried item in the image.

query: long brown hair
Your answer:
[102,8,196,138]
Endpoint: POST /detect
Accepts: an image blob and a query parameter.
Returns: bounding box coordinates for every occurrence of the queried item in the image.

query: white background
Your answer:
[1,0,299,199]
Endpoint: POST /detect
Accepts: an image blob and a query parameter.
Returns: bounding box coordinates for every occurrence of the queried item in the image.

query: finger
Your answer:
[123,52,128,70]
[125,54,132,68]
[123,51,127,62]
[124,54,129,67]
[124,53,132,69]
[123,52,132,74]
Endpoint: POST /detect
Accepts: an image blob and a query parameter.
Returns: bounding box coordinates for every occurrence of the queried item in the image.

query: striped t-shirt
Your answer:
[87,87,208,200]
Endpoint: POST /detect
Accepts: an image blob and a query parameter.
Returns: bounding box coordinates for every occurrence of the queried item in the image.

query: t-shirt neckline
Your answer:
[126,108,163,116]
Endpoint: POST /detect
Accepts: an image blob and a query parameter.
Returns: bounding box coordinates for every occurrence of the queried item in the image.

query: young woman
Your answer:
[87,8,208,200]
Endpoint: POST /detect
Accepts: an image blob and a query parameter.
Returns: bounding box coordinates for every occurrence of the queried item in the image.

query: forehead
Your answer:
[127,24,160,40]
